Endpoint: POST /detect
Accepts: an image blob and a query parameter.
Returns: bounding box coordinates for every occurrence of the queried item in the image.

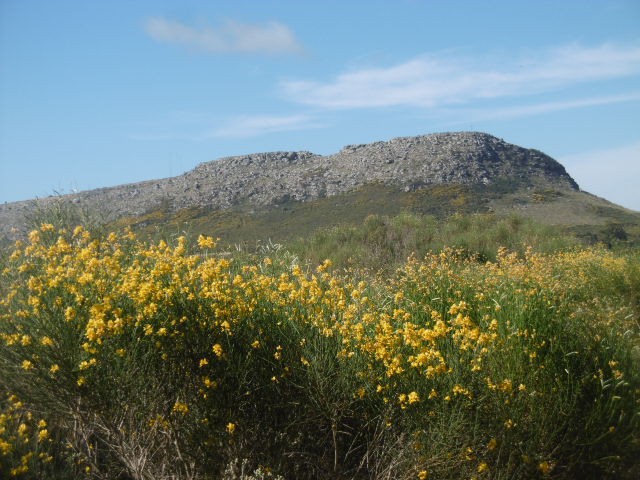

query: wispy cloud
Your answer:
[144,17,303,55]
[281,43,640,108]
[212,114,323,138]
[560,142,640,211]
[444,91,640,124]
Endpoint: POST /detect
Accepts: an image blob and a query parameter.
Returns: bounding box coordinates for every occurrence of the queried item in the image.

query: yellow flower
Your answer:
[50,364,60,374]
[452,384,472,398]
[465,447,476,461]
[40,336,54,346]
[477,462,489,473]
[10,465,29,476]
[0,439,12,455]
[17,423,28,436]
[203,377,216,388]
[39,453,54,463]
[199,358,209,367]
[538,461,553,475]
[487,438,498,451]
[28,229,41,244]
[38,428,49,442]
[408,391,420,404]
[317,259,332,272]
[226,422,236,434]
[64,306,76,322]
[79,358,97,370]
[172,401,189,415]
[212,344,224,358]
[498,379,513,393]
[197,235,217,249]
[38,419,47,428]
[418,470,429,480]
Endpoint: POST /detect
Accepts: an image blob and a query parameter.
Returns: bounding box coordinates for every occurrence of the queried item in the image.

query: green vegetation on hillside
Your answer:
[286,212,578,271]
[0,224,638,479]
[105,183,640,252]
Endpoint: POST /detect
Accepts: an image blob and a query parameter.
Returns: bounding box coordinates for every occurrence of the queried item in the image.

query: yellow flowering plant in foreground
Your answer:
[0,225,638,479]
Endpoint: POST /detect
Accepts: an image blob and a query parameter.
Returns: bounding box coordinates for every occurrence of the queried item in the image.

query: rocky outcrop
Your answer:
[0,132,579,240]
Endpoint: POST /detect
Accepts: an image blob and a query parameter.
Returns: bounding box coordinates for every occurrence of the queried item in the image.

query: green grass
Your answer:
[286,212,578,272]
[104,182,640,251]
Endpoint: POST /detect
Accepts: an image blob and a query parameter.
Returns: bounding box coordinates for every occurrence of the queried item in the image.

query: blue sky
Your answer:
[1,0,639,210]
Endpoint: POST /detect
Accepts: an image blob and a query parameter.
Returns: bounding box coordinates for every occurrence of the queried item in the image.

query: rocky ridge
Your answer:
[0,132,578,240]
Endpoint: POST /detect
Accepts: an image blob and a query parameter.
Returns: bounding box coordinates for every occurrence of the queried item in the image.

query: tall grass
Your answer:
[0,224,637,479]
[24,194,114,237]
[287,212,578,272]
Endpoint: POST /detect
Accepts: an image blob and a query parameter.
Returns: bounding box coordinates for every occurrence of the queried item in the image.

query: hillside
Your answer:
[1,131,638,245]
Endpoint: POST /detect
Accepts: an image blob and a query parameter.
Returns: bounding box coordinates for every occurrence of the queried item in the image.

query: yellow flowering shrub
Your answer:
[0,394,58,479]
[0,225,638,479]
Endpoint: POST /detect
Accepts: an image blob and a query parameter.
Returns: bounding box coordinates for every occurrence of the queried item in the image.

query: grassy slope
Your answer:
[115,182,640,251]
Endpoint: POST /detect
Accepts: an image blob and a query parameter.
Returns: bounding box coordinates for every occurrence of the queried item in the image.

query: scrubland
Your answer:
[0,220,638,479]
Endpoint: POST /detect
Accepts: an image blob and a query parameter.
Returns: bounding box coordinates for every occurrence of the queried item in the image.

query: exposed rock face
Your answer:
[0,132,578,240]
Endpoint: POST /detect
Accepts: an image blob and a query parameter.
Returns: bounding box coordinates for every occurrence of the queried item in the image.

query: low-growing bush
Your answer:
[0,225,637,479]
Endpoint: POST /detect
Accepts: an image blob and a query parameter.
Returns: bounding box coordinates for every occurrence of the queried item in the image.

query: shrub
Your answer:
[0,225,637,479]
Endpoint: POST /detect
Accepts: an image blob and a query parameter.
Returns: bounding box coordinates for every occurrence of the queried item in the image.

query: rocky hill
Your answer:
[0,132,585,241]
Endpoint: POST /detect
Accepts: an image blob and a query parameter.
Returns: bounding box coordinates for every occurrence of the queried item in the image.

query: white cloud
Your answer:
[447,92,640,124]
[560,142,640,211]
[281,43,640,109]
[212,114,323,138]
[144,17,303,55]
